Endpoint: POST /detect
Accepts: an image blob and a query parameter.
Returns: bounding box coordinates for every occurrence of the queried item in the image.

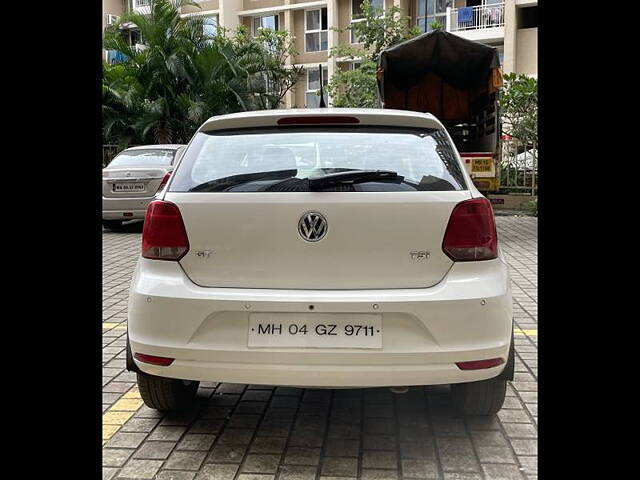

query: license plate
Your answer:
[114,183,145,192]
[471,158,493,173]
[248,313,382,349]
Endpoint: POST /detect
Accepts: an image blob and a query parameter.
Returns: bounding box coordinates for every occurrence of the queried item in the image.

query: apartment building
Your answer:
[104,0,537,107]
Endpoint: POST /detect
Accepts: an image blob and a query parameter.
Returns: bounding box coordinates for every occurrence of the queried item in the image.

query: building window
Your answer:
[518,6,538,29]
[203,15,218,37]
[306,67,328,108]
[351,0,383,44]
[135,0,151,7]
[416,0,451,33]
[253,14,279,37]
[305,8,328,52]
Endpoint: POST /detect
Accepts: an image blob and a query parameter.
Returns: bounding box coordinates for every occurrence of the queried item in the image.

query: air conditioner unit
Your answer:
[106,14,119,26]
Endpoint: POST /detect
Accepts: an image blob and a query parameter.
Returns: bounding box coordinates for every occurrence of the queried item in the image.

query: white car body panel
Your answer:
[169,191,470,289]
[127,108,511,388]
[129,257,512,387]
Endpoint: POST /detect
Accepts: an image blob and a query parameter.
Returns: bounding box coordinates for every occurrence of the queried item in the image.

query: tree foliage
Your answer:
[500,73,538,144]
[102,0,301,146]
[326,1,420,108]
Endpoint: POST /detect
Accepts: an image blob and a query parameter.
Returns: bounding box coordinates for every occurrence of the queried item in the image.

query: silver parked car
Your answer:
[102,145,186,229]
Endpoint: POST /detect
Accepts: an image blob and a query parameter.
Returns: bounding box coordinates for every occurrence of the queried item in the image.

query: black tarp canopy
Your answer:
[376,30,502,123]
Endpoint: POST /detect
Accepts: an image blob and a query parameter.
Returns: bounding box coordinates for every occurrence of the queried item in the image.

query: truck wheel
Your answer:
[451,376,507,415]
[103,220,123,230]
[137,372,199,411]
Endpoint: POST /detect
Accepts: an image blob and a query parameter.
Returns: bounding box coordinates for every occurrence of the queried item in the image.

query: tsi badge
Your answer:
[410,251,430,261]
[195,250,213,259]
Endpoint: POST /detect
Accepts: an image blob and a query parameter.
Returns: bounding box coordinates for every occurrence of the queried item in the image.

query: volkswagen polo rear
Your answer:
[127,109,513,414]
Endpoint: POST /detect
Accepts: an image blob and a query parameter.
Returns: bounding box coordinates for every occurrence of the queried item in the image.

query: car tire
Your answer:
[137,372,199,411]
[103,220,123,230]
[451,376,507,415]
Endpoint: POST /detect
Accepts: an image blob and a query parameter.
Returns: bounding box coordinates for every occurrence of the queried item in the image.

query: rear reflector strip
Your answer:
[456,358,504,370]
[277,116,360,125]
[134,353,175,366]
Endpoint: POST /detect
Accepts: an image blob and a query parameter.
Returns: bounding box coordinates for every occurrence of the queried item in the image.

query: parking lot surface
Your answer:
[103,216,538,480]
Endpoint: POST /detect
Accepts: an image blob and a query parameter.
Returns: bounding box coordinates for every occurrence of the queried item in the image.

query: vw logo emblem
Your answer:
[298,212,327,242]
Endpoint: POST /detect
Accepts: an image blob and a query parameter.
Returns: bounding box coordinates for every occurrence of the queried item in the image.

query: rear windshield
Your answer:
[108,149,176,167]
[169,127,467,192]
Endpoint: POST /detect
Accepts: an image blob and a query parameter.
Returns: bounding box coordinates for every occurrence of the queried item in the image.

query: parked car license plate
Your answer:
[248,313,382,349]
[471,158,493,173]
[114,183,145,192]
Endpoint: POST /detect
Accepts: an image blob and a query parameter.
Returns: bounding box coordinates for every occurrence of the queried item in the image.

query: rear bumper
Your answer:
[128,258,512,388]
[102,196,154,220]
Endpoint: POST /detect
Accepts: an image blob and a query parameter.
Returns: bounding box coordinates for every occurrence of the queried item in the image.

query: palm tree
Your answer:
[102,0,302,146]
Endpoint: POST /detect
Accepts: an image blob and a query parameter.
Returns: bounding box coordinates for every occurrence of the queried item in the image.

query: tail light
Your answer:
[442,198,498,261]
[142,201,189,260]
[156,171,172,193]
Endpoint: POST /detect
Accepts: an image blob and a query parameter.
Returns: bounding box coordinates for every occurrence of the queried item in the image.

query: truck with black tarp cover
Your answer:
[376,30,503,192]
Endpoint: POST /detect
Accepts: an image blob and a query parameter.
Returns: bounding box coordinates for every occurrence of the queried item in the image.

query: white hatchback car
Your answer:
[102,144,185,229]
[126,109,513,415]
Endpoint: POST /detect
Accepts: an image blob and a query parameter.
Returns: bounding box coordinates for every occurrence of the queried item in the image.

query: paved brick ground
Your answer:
[103,216,538,480]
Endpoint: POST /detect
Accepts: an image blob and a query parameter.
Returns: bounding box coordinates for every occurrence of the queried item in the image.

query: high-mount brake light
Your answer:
[141,201,190,261]
[277,116,360,125]
[442,198,498,261]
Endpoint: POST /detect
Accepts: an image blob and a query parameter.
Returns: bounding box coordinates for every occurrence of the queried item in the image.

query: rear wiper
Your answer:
[189,169,298,192]
[308,170,402,190]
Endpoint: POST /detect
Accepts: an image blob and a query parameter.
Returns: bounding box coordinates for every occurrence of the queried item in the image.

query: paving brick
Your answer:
[482,464,526,480]
[177,434,216,451]
[283,447,321,466]
[194,464,239,480]
[148,426,187,442]
[241,454,281,473]
[321,457,358,477]
[361,469,399,480]
[117,459,163,479]
[363,450,397,469]
[121,418,161,433]
[206,444,247,463]
[217,428,255,445]
[324,438,360,457]
[501,423,537,439]
[164,451,208,471]
[103,448,133,467]
[510,439,538,456]
[476,445,517,464]
[277,465,318,480]
[401,458,440,479]
[133,441,176,460]
[106,432,147,449]
[249,436,287,454]
[155,472,196,480]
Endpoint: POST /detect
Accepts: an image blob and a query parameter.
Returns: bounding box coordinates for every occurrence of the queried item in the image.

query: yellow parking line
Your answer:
[102,386,143,445]
[102,322,128,330]
[514,328,538,336]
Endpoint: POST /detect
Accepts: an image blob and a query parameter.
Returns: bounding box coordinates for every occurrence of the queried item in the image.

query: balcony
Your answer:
[447,2,505,43]
[133,0,152,14]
